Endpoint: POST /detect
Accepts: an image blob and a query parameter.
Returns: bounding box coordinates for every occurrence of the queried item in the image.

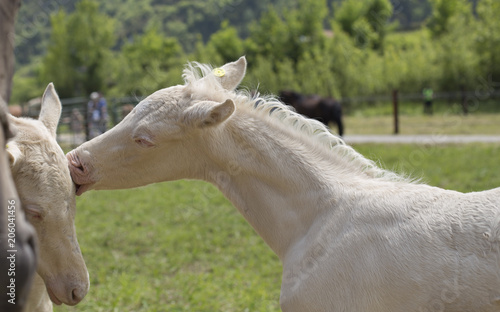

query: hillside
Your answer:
[14,0,435,66]
[10,0,496,107]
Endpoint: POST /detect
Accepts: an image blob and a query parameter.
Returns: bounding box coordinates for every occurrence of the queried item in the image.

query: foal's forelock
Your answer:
[9,120,71,192]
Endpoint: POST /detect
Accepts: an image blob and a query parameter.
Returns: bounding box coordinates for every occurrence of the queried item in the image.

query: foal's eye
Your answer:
[25,205,43,221]
[134,138,155,148]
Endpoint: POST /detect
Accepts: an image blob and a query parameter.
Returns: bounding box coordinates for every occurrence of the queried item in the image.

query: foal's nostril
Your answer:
[70,287,85,304]
[68,152,85,173]
[75,163,85,173]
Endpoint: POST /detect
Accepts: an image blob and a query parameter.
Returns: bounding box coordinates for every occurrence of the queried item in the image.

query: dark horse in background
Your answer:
[279,90,344,136]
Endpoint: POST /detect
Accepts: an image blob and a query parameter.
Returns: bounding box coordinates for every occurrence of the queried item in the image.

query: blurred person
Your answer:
[87,92,108,139]
[422,87,433,115]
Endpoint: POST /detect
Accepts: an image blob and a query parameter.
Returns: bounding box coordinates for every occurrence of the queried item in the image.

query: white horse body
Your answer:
[281,185,500,311]
[68,57,500,311]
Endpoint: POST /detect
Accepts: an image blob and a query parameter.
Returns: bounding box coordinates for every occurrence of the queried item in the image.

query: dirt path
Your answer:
[58,133,500,148]
[343,134,500,144]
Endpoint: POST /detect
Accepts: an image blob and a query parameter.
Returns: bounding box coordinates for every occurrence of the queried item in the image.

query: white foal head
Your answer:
[8,84,89,306]
[68,57,247,194]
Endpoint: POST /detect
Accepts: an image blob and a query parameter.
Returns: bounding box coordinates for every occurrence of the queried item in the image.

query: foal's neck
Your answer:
[203,112,347,259]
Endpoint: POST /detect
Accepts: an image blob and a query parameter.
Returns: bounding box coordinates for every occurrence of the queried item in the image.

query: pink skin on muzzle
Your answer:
[66,151,93,196]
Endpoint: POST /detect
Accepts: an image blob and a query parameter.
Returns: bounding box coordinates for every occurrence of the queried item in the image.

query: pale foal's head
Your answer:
[68,57,247,193]
[8,84,89,306]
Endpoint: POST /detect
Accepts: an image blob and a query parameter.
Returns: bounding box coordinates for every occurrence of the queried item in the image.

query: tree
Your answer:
[296,47,339,97]
[0,0,22,102]
[115,26,184,97]
[436,18,478,91]
[40,0,116,98]
[247,6,289,64]
[40,11,74,98]
[334,0,393,50]
[285,0,329,63]
[427,0,470,38]
[475,0,500,83]
[365,0,393,50]
[205,20,244,65]
[391,0,432,30]
[247,0,329,66]
[427,0,477,91]
[382,31,441,94]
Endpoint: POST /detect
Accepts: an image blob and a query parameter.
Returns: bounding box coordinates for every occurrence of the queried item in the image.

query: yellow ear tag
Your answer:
[5,144,8,149]
[213,68,225,77]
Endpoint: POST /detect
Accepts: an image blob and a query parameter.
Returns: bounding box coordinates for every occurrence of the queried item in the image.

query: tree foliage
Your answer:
[204,21,244,65]
[116,26,184,96]
[427,0,471,38]
[40,0,115,97]
[10,0,497,109]
[334,0,393,50]
[475,0,500,82]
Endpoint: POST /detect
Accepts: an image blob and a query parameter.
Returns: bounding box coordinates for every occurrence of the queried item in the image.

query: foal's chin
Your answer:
[75,183,92,196]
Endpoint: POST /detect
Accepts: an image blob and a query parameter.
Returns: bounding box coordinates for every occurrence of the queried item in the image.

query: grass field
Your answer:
[341,98,500,135]
[55,143,500,312]
[344,113,500,135]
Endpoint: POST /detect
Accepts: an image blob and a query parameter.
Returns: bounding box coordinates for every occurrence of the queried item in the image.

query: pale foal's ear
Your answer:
[6,141,23,168]
[217,56,247,91]
[182,99,235,128]
[0,96,15,140]
[39,83,62,138]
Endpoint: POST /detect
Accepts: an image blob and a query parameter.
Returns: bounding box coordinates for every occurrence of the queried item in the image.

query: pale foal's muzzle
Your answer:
[45,273,89,306]
[67,151,94,195]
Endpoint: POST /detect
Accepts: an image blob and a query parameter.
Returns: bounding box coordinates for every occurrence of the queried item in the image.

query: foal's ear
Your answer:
[217,56,247,91]
[39,83,62,138]
[0,96,15,140]
[6,141,23,168]
[183,99,235,128]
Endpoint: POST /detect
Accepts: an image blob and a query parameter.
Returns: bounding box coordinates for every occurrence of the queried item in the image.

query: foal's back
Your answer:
[282,183,500,312]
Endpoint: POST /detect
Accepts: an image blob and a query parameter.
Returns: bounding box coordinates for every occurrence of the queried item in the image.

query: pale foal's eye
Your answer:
[134,138,155,148]
[24,204,43,221]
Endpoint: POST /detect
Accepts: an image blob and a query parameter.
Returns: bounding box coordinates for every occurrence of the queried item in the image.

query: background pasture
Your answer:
[55,142,500,312]
[345,114,500,135]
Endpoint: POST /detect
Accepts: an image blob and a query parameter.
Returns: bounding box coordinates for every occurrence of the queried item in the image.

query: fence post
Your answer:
[392,89,399,134]
[111,98,118,126]
[84,100,89,141]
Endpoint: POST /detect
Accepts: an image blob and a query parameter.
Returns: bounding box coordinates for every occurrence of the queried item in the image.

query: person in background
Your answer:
[87,92,108,139]
[422,87,434,115]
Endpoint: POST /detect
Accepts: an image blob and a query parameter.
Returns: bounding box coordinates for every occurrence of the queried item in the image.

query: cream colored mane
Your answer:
[183,61,409,183]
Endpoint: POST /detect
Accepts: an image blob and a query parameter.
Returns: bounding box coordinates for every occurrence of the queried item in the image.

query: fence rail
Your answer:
[22,89,497,147]
[340,90,500,105]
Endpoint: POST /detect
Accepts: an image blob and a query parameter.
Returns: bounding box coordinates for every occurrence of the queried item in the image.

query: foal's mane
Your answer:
[183,61,410,183]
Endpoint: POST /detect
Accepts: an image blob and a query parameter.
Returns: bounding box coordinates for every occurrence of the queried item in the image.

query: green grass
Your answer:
[346,99,500,117]
[344,113,500,135]
[56,143,500,312]
[341,99,500,135]
[354,143,500,192]
[58,181,282,312]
